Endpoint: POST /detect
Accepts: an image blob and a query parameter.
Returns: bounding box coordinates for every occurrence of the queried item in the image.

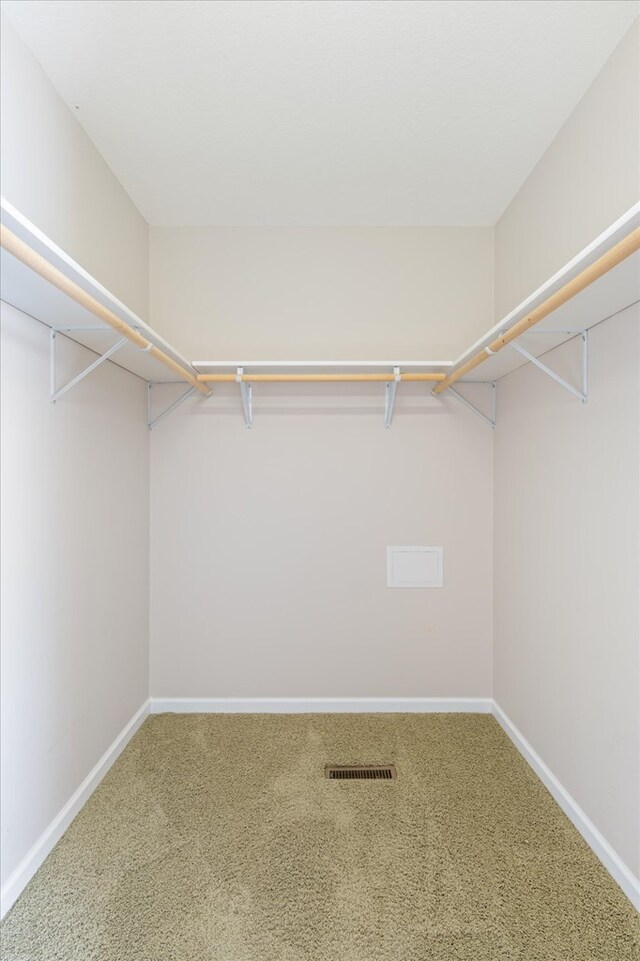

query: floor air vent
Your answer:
[325,765,396,780]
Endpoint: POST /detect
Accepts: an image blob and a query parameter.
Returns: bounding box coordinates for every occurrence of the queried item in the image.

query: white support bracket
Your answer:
[447,382,496,429]
[384,366,401,428]
[49,328,128,404]
[147,382,197,430]
[511,330,588,403]
[236,367,253,428]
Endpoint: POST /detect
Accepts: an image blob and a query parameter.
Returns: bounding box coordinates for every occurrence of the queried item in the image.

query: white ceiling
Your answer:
[2,0,638,226]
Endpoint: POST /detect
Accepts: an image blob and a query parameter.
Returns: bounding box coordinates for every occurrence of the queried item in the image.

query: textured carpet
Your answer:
[1,713,638,960]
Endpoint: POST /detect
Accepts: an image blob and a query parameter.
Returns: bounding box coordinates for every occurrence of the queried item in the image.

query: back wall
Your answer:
[149,226,494,361]
[150,383,493,698]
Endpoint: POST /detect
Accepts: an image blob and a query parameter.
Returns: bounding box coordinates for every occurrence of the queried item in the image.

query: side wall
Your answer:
[149,382,494,699]
[0,13,149,319]
[493,18,640,891]
[0,305,150,892]
[494,306,640,880]
[0,19,151,910]
[494,19,639,319]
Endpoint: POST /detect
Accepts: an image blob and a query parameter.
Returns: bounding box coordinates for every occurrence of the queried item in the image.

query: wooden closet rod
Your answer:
[198,372,446,383]
[0,225,211,396]
[433,226,640,395]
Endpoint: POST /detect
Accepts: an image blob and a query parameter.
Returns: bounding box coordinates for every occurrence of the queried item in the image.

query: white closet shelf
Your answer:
[0,197,206,390]
[194,361,451,367]
[193,360,451,383]
[452,203,640,386]
[2,194,638,429]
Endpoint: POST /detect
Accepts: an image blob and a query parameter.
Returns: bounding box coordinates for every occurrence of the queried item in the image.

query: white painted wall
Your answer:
[492,18,640,890]
[150,382,494,698]
[0,13,149,319]
[0,304,150,890]
[494,18,640,319]
[493,305,640,880]
[149,226,494,361]
[0,18,151,903]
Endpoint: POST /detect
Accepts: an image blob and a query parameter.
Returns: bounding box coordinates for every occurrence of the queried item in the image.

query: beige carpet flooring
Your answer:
[1,713,638,960]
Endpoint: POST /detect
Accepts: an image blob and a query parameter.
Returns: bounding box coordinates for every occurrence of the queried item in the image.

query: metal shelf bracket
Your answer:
[511,330,588,403]
[236,367,253,428]
[447,382,496,429]
[147,382,197,430]
[49,328,128,404]
[384,366,401,428]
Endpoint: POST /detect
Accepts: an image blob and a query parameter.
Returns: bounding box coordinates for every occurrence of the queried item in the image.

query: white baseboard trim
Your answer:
[149,696,493,714]
[0,698,151,920]
[492,700,640,911]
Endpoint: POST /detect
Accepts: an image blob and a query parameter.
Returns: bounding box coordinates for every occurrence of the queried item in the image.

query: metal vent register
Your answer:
[325,765,397,780]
